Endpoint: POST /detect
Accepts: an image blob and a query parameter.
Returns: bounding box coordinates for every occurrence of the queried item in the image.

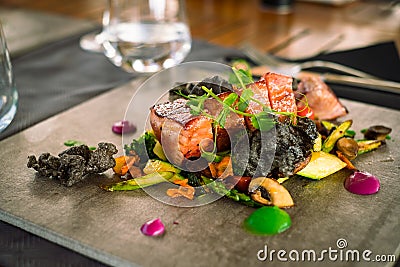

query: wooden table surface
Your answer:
[2,0,399,59]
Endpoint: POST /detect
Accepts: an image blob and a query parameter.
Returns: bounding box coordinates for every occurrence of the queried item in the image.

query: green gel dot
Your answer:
[243,206,291,235]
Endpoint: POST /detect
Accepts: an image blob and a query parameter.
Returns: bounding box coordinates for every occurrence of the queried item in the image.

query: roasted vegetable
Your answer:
[248,177,294,208]
[313,134,322,152]
[336,151,357,171]
[202,176,262,207]
[320,121,355,138]
[208,156,233,179]
[113,155,141,176]
[322,120,352,153]
[336,137,359,160]
[363,125,392,141]
[357,140,382,155]
[153,140,167,161]
[166,179,196,200]
[234,176,252,193]
[296,151,347,180]
[101,171,175,191]
[143,159,181,174]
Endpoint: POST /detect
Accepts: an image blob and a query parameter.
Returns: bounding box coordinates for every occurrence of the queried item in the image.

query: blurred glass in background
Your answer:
[0,21,18,133]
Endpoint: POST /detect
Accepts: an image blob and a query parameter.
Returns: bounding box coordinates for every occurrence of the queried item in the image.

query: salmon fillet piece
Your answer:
[296,76,347,120]
[150,99,214,165]
[244,80,272,131]
[203,92,246,151]
[245,72,297,129]
[263,72,297,118]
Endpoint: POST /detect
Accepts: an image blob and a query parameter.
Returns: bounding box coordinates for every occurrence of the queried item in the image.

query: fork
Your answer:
[240,43,378,79]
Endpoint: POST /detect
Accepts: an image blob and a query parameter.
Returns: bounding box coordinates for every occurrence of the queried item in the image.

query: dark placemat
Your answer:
[0,34,239,141]
[0,221,107,267]
[2,36,399,141]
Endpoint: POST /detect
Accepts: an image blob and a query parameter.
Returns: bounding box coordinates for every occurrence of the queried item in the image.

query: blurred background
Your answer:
[1,0,399,59]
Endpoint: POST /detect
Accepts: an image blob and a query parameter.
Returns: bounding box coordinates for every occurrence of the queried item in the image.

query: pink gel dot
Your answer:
[140,218,165,237]
[344,171,380,195]
[112,120,136,135]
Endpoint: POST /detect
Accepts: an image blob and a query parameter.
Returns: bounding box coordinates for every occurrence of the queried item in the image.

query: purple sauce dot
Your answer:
[112,120,137,135]
[140,218,165,237]
[344,171,380,195]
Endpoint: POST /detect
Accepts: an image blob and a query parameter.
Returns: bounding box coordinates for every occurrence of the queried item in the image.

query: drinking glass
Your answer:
[102,0,192,73]
[79,1,111,53]
[0,21,18,133]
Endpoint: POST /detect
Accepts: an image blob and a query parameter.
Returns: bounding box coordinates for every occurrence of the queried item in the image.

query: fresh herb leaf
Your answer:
[223,92,238,106]
[64,140,96,150]
[237,88,253,112]
[214,93,238,128]
[124,132,158,164]
[201,149,217,162]
[251,111,275,131]
[185,93,209,116]
[64,140,85,147]
[229,67,253,89]
[215,109,229,128]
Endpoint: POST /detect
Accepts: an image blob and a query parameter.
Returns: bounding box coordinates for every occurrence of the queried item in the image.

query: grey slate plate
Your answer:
[0,79,399,267]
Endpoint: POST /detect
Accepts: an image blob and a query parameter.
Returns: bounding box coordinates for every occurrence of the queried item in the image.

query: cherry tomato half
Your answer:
[297,106,315,120]
[235,176,252,193]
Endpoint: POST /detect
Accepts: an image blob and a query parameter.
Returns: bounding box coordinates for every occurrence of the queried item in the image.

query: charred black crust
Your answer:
[169,76,233,101]
[233,117,318,178]
[152,99,194,125]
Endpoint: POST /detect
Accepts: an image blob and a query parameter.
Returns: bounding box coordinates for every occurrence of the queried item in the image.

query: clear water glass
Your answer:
[79,1,111,53]
[0,22,18,133]
[102,0,192,73]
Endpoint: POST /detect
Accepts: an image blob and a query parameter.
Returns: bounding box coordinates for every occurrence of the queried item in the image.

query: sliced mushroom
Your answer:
[248,177,294,208]
[336,137,359,160]
[364,125,392,141]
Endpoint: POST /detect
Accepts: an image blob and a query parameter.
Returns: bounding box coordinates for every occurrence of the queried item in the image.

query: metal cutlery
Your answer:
[241,42,377,79]
[240,43,400,94]
[250,65,400,94]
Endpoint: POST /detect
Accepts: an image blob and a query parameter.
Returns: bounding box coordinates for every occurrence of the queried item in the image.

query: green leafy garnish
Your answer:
[251,111,275,132]
[215,93,238,128]
[229,67,253,89]
[237,88,253,112]
[345,129,356,138]
[64,140,96,150]
[186,93,209,116]
[201,176,262,207]
[124,131,158,164]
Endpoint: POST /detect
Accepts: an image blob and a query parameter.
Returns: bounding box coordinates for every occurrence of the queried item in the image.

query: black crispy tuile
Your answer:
[232,117,318,178]
[59,154,86,186]
[169,76,233,101]
[27,153,61,179]
[27,142,117,186]
[59,144,91,162]
[86,142,118,173]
